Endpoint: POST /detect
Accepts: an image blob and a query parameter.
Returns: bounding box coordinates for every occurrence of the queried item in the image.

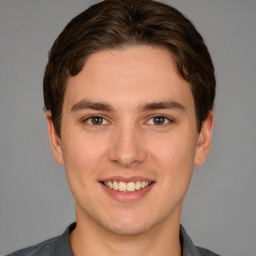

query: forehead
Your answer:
[64,46,194,110]
[79,46,178,85]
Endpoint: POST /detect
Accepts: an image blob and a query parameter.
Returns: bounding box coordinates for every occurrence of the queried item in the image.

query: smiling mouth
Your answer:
[102,181,153,192]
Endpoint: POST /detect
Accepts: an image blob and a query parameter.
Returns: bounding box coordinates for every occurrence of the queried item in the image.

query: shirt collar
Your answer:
[180,225,200,256]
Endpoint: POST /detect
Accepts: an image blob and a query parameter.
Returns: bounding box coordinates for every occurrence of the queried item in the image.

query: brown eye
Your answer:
[146,116,172,126]
[153,116,166,125]
[86,116,107,125]
[91,116,103,125]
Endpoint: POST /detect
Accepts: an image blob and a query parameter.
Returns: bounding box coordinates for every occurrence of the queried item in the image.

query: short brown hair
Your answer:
[43,0,215,136]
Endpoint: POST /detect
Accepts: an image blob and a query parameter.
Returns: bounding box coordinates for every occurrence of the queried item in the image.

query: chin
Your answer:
[101,213,162,236]
[105,221,150,236]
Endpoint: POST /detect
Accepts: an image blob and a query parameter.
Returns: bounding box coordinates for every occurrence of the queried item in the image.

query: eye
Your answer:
[146,116,172,125]
[84,115,109,125]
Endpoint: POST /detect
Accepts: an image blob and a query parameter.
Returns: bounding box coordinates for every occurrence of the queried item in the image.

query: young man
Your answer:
[8,0,219,255]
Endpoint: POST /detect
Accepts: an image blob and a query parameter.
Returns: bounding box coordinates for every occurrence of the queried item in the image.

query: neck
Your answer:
[70,205,182,256]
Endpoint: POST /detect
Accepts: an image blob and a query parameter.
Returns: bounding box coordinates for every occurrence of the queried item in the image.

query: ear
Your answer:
[194,111,214,166]
[46,111,64,165]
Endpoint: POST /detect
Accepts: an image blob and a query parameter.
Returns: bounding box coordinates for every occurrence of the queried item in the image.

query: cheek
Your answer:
[62,127,105,162]
[60,130,108,185]
[60,133,108,207]
[149,132,196,186]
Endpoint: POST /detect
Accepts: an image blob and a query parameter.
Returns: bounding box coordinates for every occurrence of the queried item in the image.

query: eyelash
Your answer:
[82,115,173,126]
[145,115,173,126]
[82,115,110,126]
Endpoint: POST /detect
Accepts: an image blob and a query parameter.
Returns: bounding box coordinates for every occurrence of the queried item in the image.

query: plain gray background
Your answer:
[0,0,255,255]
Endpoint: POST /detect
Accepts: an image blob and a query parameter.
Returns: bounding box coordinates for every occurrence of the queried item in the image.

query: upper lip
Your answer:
[99,176,155,183]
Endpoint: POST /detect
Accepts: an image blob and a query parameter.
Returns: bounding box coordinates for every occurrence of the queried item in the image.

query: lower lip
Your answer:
[100,182,154,202]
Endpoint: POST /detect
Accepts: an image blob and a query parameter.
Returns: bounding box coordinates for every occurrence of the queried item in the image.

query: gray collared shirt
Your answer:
[7,223,220,256]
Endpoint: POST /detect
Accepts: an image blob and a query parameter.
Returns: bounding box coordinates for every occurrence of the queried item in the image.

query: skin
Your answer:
[46,46,214,256]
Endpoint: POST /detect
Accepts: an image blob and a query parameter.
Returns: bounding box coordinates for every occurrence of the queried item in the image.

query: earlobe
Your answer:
[194,111,214,166]
[46,111,64,165]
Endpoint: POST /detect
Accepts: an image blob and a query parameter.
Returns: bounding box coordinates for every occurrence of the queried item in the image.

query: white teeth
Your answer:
[104,180,151,192]
[127,182,136,192]
[135,181,141,190]
[113,181,119,190]
[119,181,126,192]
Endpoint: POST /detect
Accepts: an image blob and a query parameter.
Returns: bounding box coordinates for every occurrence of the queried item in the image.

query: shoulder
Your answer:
[180,225,221,256]
[6,223,75,256]
[6,236,60,256]
[196,246,221,256]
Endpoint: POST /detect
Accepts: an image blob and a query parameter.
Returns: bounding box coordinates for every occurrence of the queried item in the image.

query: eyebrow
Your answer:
[71,100,114,112]
[139,101,185,112]
[71,100,185,112]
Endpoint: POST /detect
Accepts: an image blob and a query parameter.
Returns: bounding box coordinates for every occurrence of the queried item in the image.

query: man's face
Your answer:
[47,46,213,236]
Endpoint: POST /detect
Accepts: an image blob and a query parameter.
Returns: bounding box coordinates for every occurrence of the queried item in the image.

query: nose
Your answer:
[108,123,147,168]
